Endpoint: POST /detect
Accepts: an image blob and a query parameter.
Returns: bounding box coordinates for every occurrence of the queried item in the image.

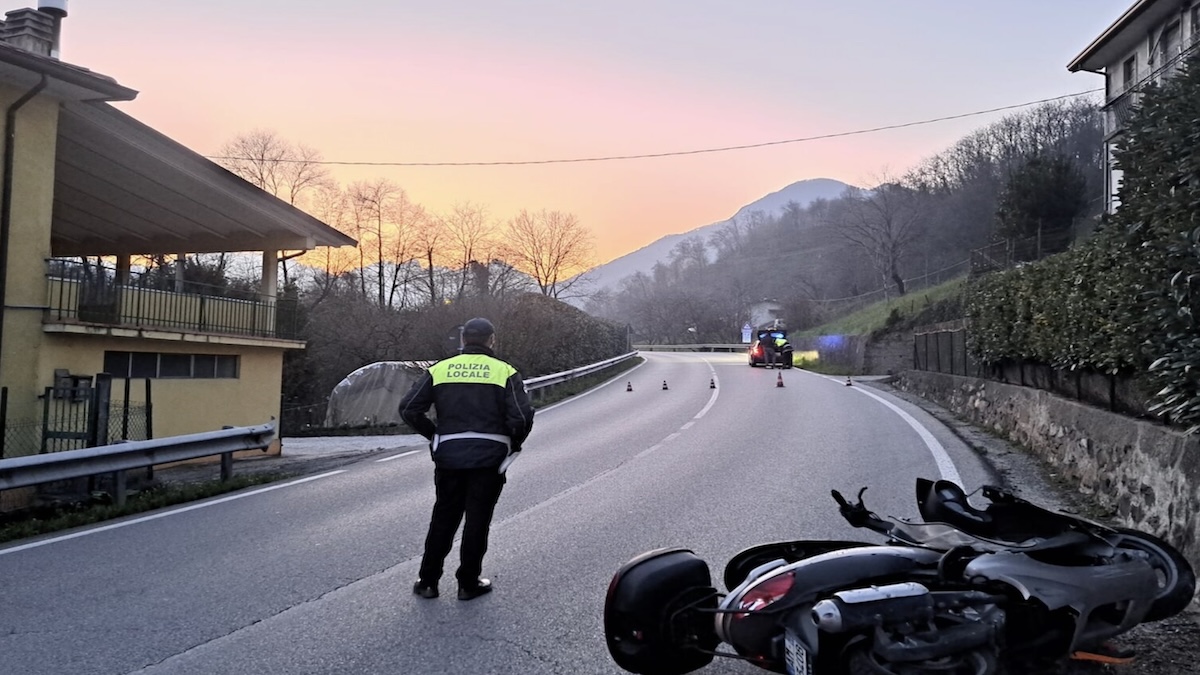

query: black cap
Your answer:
[462,317,495,342]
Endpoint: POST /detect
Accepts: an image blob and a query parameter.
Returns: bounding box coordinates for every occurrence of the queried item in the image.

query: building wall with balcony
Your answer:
[0,80,60,424]
[1093,1,1200,212]
[36,332,284,451]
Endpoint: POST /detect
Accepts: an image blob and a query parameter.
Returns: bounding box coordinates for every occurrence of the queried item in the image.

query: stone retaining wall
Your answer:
[898,370,1200,579]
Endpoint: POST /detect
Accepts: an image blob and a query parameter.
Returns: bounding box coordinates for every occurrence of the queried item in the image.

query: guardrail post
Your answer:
[113,468,127,506]
[0,386,6,459]
[89,373,112,448]
[220,452,233,481]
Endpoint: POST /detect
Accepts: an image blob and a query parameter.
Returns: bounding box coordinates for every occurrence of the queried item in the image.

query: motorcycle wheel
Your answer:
[846,644,997,675]
[1112,527,1196,622]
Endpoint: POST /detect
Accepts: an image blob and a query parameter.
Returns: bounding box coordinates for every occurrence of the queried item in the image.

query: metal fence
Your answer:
[0,378,152,460]
[45,258,300,339]
[912,327,981,378]
[911,325,1152,418]
[968,230,1074,277]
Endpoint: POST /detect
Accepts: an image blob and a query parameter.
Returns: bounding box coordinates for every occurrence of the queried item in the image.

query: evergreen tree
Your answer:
[1111,50,1200,431]
[994,154,1088,252]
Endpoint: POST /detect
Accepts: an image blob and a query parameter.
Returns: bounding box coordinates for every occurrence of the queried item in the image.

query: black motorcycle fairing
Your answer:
[718,545,944,664]
[722,540,876,591]
[963,550,1160,651]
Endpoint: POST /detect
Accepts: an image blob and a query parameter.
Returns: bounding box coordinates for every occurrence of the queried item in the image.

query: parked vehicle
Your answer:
[604,478,1194,675]
[749,330,793,369]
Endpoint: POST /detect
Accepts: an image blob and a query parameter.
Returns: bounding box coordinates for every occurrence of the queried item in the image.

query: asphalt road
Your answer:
[0,352,997,675]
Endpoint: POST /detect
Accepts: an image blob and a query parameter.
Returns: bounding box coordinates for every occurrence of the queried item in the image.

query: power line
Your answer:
[205,89,1103,168]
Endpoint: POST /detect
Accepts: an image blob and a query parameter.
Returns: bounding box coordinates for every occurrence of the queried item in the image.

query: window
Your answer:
[159,353,192,378]
[102,351,240,379]
[1122,55,1137,88]
[1163,21,1181,61]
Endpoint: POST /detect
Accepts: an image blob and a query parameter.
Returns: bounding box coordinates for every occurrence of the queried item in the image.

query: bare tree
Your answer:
[216,129,333,285]
[384,192,424,310]
[442,202,496,301]
[302,185,358,306]
[837,178,924,296]
[413,213,446,306]
[217,129,331,204]
[349,179,404,306]
[501,209,594,299]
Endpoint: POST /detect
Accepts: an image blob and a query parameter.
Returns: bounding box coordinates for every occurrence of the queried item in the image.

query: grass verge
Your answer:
[796,277,966,337]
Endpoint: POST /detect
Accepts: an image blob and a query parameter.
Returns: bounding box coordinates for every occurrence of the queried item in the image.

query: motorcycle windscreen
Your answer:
[889,518,1096,552]
[887,520,1038,551]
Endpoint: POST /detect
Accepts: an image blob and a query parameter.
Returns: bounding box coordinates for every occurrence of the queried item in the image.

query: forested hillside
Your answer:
[585,99,1103,343]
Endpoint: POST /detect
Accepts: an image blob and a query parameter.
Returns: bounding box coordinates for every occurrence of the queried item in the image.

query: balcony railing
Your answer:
[44,258,301,340]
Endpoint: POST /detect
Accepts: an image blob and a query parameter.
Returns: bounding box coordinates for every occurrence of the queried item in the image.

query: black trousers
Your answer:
[418,467,506,585]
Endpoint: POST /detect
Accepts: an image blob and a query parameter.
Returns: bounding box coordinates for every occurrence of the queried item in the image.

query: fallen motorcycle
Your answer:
[604,478,1195,674]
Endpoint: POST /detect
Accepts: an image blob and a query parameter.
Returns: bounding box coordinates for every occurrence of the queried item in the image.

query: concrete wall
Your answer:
[864,332,912,375]
[37,334,283,453]
[898,370,1200,575]
[0,83,59,423]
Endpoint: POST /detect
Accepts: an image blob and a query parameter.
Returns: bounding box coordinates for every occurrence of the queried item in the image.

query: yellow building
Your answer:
[0,5,354,461]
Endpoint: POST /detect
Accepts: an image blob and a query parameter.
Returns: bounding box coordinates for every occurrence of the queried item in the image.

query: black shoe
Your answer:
[412,580,439,599]
[457,578,493,601]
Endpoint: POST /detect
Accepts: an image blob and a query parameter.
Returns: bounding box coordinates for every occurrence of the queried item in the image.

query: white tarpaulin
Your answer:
[324,361,436,428]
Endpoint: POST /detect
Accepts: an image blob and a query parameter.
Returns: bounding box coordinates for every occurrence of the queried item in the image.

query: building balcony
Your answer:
[1104,34,1200,137]
[43,258,301,342]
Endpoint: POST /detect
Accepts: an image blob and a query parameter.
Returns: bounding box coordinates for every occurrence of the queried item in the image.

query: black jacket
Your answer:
[398,345,535,470]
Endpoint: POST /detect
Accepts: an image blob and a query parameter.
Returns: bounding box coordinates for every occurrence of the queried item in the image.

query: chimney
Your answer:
[38,0,66,59]
[0,8,55,57]
[0,2,66,59]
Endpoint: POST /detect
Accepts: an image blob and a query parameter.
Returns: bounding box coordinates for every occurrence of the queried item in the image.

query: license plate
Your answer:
[784,630,812,675]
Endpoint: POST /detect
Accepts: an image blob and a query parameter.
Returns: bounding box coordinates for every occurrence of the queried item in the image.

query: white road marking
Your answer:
[0,471,347,556]
[816,374,962,485]
[694,360,720,419]
[376,450,420,462]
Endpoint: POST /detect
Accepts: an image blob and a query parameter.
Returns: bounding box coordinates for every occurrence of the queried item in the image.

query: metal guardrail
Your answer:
[633,344,747,352]
[524,351,639,396]
[0,420,277,505]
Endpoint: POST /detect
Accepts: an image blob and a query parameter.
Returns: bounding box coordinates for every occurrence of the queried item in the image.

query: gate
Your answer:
[41,373,112,454]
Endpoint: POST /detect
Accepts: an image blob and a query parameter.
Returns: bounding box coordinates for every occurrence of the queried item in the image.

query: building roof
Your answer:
[0,39,136,101]
[52,101,356,256]
[1068,0,1180,73]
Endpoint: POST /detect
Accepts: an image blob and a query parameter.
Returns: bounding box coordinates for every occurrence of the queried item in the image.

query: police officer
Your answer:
[760,331,777,368]
[399,317,535,601]
[773,334,789,368]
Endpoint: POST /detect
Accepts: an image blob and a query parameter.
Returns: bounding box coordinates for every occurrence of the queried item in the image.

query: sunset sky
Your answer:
[60,0,1129,265]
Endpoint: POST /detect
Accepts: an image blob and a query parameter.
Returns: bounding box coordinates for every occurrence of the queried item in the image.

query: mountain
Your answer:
[578,178,853,297]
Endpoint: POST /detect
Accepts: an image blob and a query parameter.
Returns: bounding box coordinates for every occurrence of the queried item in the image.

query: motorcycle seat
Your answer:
[918,480,996,537]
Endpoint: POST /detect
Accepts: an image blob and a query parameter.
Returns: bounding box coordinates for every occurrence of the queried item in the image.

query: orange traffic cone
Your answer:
[662,380,669,391]
[845,376,852,387]
[626,381,633,392]
[776,373,785,388]
[709,378,716,389]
